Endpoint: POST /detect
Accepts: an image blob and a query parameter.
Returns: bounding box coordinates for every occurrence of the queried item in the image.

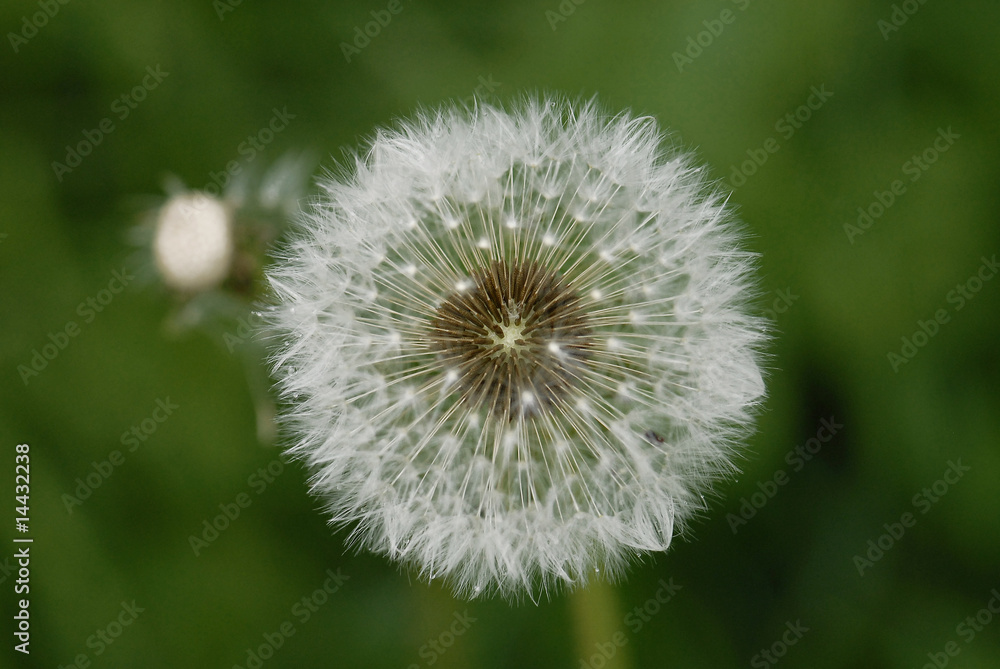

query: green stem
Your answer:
[568,578,632,669]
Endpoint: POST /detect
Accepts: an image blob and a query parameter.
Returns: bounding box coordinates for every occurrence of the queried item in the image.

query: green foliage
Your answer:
[1,0,998,666]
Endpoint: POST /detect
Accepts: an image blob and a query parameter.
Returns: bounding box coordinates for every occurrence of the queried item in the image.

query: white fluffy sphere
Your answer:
[266,97,767,599]
[154,193,233,292]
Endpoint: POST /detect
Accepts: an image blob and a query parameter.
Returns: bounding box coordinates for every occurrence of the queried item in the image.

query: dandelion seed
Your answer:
[266,96,767,599]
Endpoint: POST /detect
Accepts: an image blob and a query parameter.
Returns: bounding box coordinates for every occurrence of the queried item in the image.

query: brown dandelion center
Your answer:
[430,260,594,420]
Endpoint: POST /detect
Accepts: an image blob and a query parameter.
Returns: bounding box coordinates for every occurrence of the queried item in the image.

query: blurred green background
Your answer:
[2,0,999,667]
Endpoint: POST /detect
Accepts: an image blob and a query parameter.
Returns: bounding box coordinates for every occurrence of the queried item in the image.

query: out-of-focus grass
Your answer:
[1,1,998,667]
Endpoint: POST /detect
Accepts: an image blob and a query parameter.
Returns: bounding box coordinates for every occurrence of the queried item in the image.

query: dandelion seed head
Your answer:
[266,96,767,600]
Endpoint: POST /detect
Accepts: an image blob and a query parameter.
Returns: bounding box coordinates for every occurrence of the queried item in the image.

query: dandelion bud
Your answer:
[154,193,233,293]
[266,97,768,599]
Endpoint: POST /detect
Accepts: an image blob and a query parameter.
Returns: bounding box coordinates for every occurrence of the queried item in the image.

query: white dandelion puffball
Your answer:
[267,97,767,599]
[154,192,233,292]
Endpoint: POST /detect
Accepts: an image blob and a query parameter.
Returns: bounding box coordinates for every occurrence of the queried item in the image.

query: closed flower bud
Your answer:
[154,193,233,293]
